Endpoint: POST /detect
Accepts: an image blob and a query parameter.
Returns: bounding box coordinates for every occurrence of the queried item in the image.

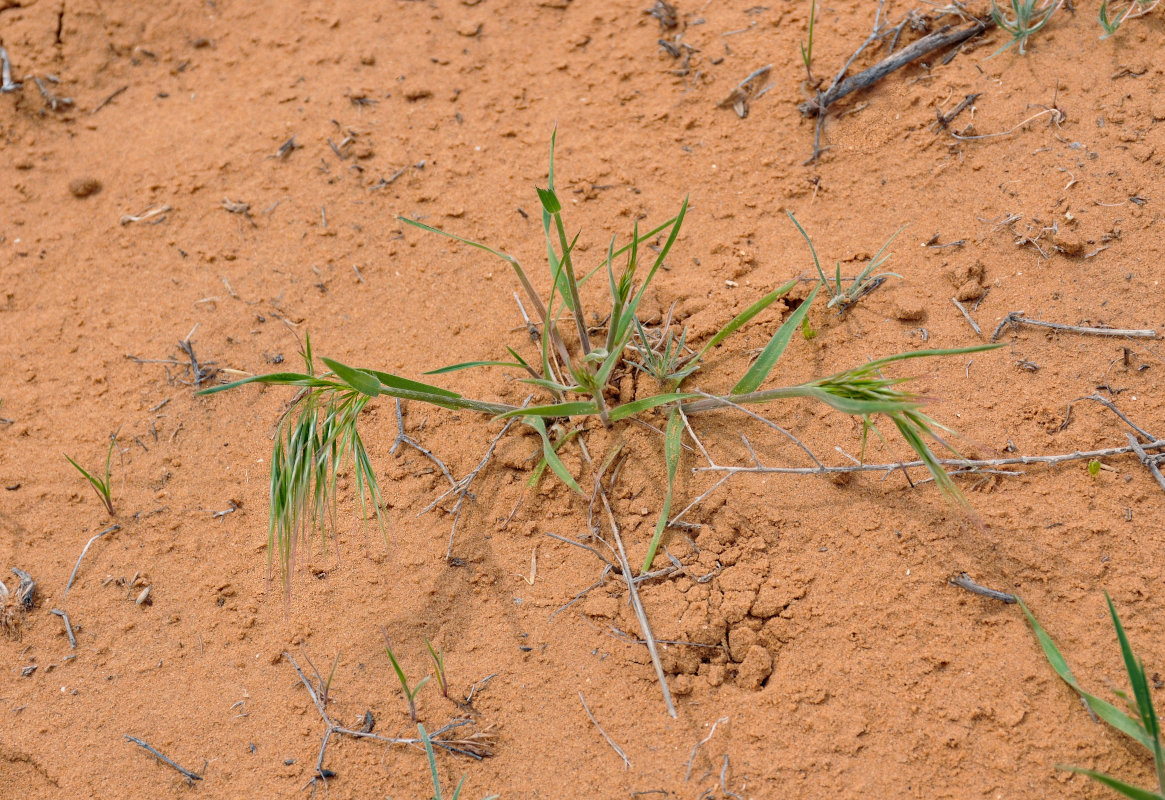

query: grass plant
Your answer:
[384,636,430,722]
[800,0,817,82]
[1022,595,1165,799]
[786,212,902,314]
[426,639,448,700]
[419,723,499,800]
[1099,0,1160,37]
[64,429,119,517]
[989,0,1062,55]
[199,132,1000,587]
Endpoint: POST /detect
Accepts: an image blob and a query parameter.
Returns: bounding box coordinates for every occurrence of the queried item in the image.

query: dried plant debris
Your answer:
[718,65,772,118]
[646,0,679,30]
[1,567,37,638]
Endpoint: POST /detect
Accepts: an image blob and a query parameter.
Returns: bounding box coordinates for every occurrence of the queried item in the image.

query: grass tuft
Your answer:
[200,132,1001,593]
[786,212,902,315]
[65,428,119,517]
[383,633,430,723]
[989,0,1063,56]
[1099,0,1160,37]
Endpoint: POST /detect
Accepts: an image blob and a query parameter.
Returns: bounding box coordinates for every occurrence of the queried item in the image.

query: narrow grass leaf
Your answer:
[359,369,460,399]
[1106,593,1161,743]
[1019,599,1154,749]
[527,427,581,489]
[196,372,333,395]
[733,283,820,394]
[695,278,797,362]
[1058,767,1164,800]
[787,211,830,290]
[613,198,689,341]
[419,723,443,800]
[64,455,100,489]
[320,357,380,397]
[607,392,697,422]
[859,344,1004,371]
[642,409,683,573]
[498,401,598,419]
[398,217,513,263]
[524,417,583,495]
[519,376,577,394]
[425,360,528,375]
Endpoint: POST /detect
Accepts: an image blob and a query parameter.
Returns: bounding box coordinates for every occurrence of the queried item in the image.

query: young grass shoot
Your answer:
[384,634,430,723]
[419,723,499,800]
[988,0,1063,56]
[786,211,902,315]
[64,429,119,517]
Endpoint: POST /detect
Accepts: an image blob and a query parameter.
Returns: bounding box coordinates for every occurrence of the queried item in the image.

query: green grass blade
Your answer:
[527,427,581,489]
[694,278,797,363]
[519,376,576,394]
[419,723,443,800]
[1019,599,1155,749]
[360,369,460,399]
[498,401,599,419]
[524,417,583,495]
[411,675,431,700]
[536,186,562,214]
[385,645,411,694]
[320,357,380,397]
[624,198,688,322]
[1058,767,1164,800]
[608,393,697,423]
[642,409,683,572]
[303,331,315,375]
[64,455,99,488]
[103,430,117,484]
[425,361,528,375]
[612,216,675,263]
[1105,593,1164,780]
[733,283,820,394]
[858,344,1004,372]
[196,372,334,395]
[891,412,966,509]
[398,216,513,263]
[787,211,831,290]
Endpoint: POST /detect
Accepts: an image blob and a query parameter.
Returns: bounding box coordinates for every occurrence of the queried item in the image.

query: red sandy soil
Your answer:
[2,1,1164,798]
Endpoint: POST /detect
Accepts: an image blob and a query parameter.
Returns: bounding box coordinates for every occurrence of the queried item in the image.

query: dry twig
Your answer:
[64,524,121,598]
[992,311,1157,341]
[578,692,631,769]
[124,735,203,783]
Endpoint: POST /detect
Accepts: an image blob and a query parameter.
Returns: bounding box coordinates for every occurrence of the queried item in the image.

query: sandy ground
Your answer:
[2,1,1164,797]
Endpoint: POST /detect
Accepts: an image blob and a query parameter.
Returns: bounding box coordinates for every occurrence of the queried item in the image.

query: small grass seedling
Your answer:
[426,639,449,700]
[1022,594,1165,799]
[301,645,341,706]
[800,0,817,83]
[418,723,499,800]
[989,0,1062,56]
[383,632,429,722]
[801,316,818,341]
[1099,0,1160,37]
[786,211,902,315]
[64,428,119,517]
